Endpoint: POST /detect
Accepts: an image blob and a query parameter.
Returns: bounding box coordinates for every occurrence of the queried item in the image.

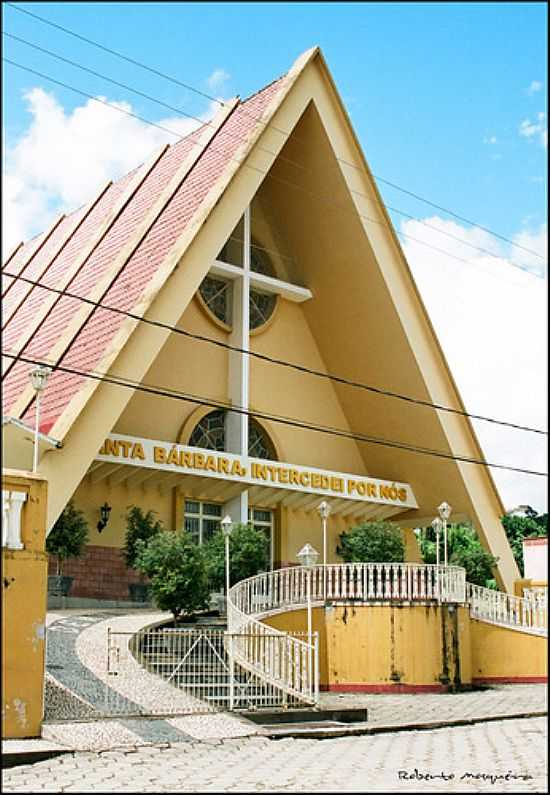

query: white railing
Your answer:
[226,562,466,706]
[227,592,317,707]
[229,563,466,618]
[467,582,548,636]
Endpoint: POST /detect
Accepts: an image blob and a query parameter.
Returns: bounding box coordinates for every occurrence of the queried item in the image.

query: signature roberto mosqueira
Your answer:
[397,769,534,785]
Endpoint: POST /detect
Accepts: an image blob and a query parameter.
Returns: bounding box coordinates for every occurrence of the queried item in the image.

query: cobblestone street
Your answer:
[3,717,547,793]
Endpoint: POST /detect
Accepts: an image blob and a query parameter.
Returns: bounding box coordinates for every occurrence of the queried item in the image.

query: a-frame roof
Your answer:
[1,47,519,590]
[2,48,315,435]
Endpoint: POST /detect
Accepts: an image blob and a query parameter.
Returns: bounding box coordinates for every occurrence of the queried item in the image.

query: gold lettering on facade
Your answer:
[299,472,310,487]
[218,458,230,474]
[194,453,205,469]
[279,468,289,484]
[205,456,217,472]
[367,483,377,498]
[131,443,145,460]
[167,447,179,466]
[347,479,357,494]
[398,488,407,502]
[154,446,166,464]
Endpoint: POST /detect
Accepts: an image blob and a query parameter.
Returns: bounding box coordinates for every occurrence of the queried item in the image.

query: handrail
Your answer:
[226,562,467,706]
[467,582,547,636]
[227,564,547,707]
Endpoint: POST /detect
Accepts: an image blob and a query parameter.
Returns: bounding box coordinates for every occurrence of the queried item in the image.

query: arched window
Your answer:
[188,410,276,460]
[198,239,277,330]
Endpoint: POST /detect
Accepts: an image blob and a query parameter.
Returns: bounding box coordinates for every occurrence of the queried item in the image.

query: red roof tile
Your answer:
[2,76,286,435]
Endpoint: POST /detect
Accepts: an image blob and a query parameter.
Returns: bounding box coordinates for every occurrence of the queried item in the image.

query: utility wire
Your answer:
[3,57,542,290]
[2,269,547,436]
[5,0,545,263]
[2,350,547,477]
[4,31,546,272]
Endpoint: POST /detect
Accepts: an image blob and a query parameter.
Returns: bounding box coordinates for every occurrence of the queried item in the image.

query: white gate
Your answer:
[103,627,317,716]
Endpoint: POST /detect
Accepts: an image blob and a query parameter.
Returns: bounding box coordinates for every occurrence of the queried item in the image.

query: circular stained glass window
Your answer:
[198,240,277,330]
[189,410,276,460]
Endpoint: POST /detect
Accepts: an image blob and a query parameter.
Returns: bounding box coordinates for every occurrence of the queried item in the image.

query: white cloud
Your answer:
[2,87,219,257]
[401,216,547,513]
[483,135,498,145]
[206,68,230,92]
[527,80,543,96]
[519,112,547,148]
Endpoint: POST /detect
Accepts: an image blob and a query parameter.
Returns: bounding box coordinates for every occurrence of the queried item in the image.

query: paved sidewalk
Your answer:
[3,717,547,792]
[36,608,547,752]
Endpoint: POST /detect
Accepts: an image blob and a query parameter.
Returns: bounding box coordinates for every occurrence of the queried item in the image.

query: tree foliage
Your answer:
[46,500,89,575]
[419,523,499,587]
[337,521,405,563]
[134,530,210,621]
[123,505,163,570]
[203,523,269,591]
[501,509,547,576]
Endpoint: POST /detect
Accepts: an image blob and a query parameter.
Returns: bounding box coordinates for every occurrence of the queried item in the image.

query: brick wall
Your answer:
[47,545,144,600]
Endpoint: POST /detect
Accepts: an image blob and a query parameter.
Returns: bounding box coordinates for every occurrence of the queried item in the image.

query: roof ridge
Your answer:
[242,73,288,104]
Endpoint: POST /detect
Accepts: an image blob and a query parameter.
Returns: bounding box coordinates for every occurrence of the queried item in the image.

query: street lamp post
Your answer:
[297,543,319,698]
[317,501,331,599]
[431,517,443,568]
[221,515,233,614]
[437,501,452,568]
[29,365,52,473]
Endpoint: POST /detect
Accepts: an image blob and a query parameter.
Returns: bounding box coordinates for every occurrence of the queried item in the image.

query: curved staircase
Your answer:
[227,563,547,707]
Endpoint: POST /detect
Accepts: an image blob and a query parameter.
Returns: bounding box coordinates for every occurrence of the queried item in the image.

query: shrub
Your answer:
[203,523,269,591]
[46,500,89,575]
[419,523,499,588]
[501,510,547,576]
[123,506,163,571]
[134,530,210,622]
[337,521,405,563]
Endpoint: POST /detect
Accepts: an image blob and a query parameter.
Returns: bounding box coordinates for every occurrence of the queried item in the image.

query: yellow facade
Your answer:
[2,470,48,739]
[470,620,547,683]
[264,604,546,690]
[265,604,472,691]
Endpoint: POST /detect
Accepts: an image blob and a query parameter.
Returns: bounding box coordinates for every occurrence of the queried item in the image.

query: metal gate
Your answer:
[101,627,316,717]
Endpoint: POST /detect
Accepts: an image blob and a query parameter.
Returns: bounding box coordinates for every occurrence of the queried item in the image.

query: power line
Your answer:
[2,350,547,478]
[2,268,547,436]
[4,31,546,274]
[5,0,545,263]
[3,57,543,290]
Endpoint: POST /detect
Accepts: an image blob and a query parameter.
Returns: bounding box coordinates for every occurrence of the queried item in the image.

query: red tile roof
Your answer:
[2,76,286,436]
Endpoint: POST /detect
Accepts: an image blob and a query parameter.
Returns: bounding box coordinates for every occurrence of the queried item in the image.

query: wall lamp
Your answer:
[97,502,112,533]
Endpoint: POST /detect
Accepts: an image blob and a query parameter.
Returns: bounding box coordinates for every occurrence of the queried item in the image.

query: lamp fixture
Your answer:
[30,365,52,393]
[297,543,319,569]
[97,502,112,532]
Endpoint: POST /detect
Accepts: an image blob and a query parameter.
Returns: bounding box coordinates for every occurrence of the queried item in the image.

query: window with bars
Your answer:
[248,507,274,570]
[183,500,222,545]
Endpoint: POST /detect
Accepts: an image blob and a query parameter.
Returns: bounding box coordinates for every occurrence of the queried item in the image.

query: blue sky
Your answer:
[2,2,548,511]
[3,1,547,240]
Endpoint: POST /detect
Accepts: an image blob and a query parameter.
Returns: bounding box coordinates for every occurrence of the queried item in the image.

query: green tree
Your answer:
[123,506,163,570]
[134,530,210,622]
[419,523,498,588]
[46,500,89,575]
[501,510,547,576]
[203,523,269,591]
[337,521,405,563]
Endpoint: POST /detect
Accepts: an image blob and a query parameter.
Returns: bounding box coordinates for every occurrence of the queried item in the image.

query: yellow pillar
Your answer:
[2,470,48,738]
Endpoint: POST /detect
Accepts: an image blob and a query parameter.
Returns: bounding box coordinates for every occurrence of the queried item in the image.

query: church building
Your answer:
[2,46,519,601]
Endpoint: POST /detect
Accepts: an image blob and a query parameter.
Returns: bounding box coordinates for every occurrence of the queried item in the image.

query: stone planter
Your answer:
[48,575,74,597]
[128,582,151,602]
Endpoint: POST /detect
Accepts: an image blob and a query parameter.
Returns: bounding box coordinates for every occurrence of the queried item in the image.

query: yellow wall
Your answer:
[2,470,48,739]
[470,620,547,682]
[265,604,471,690]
